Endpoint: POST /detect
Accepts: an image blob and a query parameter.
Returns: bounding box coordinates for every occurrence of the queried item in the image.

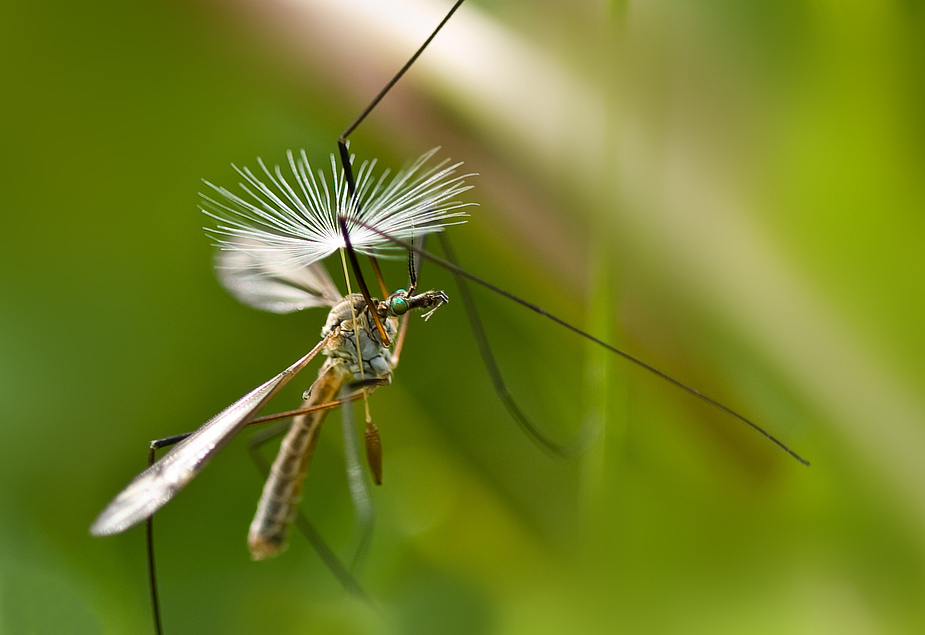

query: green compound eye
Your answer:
[390,293,410,315]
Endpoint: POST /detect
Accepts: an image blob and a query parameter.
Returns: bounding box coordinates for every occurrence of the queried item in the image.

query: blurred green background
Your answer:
[2,0,924,633]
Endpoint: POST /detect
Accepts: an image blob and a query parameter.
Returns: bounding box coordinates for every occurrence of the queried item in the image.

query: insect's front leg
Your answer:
[409,289,449,318]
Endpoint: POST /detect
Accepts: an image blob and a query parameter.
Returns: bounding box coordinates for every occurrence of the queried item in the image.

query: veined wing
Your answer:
[214,236,342,314]
[90,333,336,536]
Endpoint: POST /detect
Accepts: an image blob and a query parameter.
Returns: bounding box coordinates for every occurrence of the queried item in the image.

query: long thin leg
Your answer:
[334,219,387,483]
[349,219,810,466]
[368,255,390,298]
[389,311,413,368]
[337,0,469,194]
[141,388,372,633]
[247,391,368,428]
[338,216,391,346]
[145,443,163,635]
[437,233,569,457]
[340,391,375,572]
[334,0,468,353]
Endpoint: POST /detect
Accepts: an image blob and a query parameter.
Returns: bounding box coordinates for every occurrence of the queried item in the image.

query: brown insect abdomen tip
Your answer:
[248,533,288,561]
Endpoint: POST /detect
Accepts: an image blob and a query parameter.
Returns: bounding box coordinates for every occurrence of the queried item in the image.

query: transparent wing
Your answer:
[90,334,335,536]
[215,237,342,314]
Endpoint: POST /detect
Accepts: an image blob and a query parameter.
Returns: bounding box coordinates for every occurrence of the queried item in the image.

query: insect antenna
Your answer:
[407,234,419,293]
[350,219,811,466]
[388,243,421,368]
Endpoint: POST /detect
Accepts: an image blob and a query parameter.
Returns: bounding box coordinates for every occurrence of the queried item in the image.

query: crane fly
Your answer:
[90,148,472,553]
[91,0,809,632]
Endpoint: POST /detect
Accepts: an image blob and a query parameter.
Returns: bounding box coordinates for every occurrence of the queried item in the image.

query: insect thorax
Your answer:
[321,294,396,379]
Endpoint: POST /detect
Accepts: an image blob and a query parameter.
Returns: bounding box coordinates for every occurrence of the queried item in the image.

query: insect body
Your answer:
[90,149,471,542]
[248,288,446,559]
[90,2,810,633]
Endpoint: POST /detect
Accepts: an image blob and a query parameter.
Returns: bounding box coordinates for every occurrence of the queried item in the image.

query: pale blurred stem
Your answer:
[579,0,627,535]
[579,238,619,524]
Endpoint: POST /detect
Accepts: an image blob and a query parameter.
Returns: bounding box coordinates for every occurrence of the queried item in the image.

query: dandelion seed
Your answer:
[200,147,476,274]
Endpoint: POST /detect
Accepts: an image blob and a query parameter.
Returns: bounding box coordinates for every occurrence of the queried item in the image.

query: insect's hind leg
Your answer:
[436,232,598,459]
[142,427,229,635]
[142,434,191,635]
[339,391,376,572]
[143,394,374,635]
